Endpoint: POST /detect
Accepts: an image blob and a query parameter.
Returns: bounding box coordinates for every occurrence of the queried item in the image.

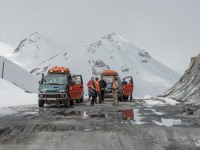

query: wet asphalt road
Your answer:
[0,99,200,150]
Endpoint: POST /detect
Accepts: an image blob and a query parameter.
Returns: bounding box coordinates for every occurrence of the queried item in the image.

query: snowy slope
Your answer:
[0,56,39,93]
[163,54,200,105]
[78,33,180,97]
[0,78,37,108]
[11,33,180,97]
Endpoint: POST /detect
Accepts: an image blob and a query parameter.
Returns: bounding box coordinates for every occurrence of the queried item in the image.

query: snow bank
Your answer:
[145,100,165,106]
[0,78,37,108]
[144,95,179,106]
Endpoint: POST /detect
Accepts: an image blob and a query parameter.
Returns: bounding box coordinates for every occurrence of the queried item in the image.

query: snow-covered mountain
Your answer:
[163,54,200,105]
[0,56,39,93]
[11,32,70,71]
[11,32,180,97]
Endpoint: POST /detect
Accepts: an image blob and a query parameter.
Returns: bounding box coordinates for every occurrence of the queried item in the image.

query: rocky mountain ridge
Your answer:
[163,54,200,105]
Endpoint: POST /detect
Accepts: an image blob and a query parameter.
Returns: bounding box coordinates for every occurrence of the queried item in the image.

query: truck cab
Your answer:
[38,66,84,108]
[101,70,123,101]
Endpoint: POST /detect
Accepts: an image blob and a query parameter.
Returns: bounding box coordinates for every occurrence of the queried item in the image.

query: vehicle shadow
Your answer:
[42,100,88,109]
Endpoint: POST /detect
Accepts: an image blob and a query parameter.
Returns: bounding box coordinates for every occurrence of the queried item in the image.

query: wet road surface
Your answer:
[0,99,200,150]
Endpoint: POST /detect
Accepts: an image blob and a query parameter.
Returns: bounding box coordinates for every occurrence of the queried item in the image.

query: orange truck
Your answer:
[101,70,134,101]
[38,66,84,107]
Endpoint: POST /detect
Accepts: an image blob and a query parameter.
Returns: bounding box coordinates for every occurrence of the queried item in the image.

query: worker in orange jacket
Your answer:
[87,77,94,101]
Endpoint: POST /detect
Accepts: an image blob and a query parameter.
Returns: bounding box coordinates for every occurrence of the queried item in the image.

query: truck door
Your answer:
[69,75,83,100]
[122,76,134,96]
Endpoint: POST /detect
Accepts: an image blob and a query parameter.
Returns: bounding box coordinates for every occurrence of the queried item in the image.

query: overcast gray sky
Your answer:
[0,0,200,74]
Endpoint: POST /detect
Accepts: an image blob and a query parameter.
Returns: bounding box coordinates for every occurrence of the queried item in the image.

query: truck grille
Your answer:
[46,95,61,98]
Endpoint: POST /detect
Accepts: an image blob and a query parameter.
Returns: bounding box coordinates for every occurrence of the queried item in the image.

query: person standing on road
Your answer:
[87,77,94,101]
[95,77,100,104]
[99,76,107,103]
[89,80,97,106]
[112,76,119,106]
[129,79,133,101]
[122,78,128,101]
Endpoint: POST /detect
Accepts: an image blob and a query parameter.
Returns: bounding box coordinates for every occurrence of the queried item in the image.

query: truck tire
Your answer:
[80,96,84,103]
[70,100,74,106]
[64,97,69,108]
[39,100,44,107]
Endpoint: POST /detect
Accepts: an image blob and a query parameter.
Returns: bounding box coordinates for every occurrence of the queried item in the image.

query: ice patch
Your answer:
[151,109,165,115]
[153,118,181,127]
[144,100,165,106]
[143,96,179,106]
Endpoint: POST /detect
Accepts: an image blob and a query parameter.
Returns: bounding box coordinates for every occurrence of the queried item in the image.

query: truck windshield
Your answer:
[102,76,113,83]
[102,76,122,85]
[43,75,67,85]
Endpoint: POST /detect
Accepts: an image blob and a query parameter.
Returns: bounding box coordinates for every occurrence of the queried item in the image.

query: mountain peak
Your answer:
[101,33,120,41]
[13,32,43,53]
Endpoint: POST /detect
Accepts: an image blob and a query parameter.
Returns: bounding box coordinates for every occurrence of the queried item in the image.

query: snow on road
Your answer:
[144,95,179,106]
[153,118,182,127]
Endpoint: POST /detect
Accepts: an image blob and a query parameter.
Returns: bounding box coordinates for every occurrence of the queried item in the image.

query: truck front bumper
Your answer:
[38,92,67,101]
[104,89,123,98]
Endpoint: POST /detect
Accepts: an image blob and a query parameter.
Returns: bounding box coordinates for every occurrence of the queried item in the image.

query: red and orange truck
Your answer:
[38,66,84,107]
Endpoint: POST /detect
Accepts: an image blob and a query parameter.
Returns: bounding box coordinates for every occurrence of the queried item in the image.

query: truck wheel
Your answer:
[64,97,69,108]
[70,100,74,106]
[80,96,84,103]
[39,100,44,107]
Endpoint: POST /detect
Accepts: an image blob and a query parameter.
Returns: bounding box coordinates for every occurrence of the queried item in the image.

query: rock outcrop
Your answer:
[163,54,200,105]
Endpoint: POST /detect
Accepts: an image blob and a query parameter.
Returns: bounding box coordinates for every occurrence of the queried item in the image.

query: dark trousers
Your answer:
[99,90,105,103]
[123,95,133,101]
[91,95,96,105]
[123,95,128,101]
[95,92,100,103]
[130,94,132,100]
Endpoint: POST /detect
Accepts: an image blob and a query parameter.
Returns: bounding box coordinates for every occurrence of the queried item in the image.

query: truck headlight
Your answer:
[59,90,66,92]
[61,94,67,98]
[39,94,44,98]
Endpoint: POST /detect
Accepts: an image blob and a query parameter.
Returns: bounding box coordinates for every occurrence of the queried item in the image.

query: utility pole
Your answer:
[2,61,4,79]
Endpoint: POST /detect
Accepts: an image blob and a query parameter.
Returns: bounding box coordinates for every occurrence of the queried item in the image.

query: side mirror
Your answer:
[39,81,41,84]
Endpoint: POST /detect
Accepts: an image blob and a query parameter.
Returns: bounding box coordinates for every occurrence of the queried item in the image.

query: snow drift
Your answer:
[0,78,37,108]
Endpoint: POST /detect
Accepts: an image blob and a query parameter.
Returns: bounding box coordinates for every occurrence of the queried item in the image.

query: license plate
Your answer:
[47,98,57,100]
